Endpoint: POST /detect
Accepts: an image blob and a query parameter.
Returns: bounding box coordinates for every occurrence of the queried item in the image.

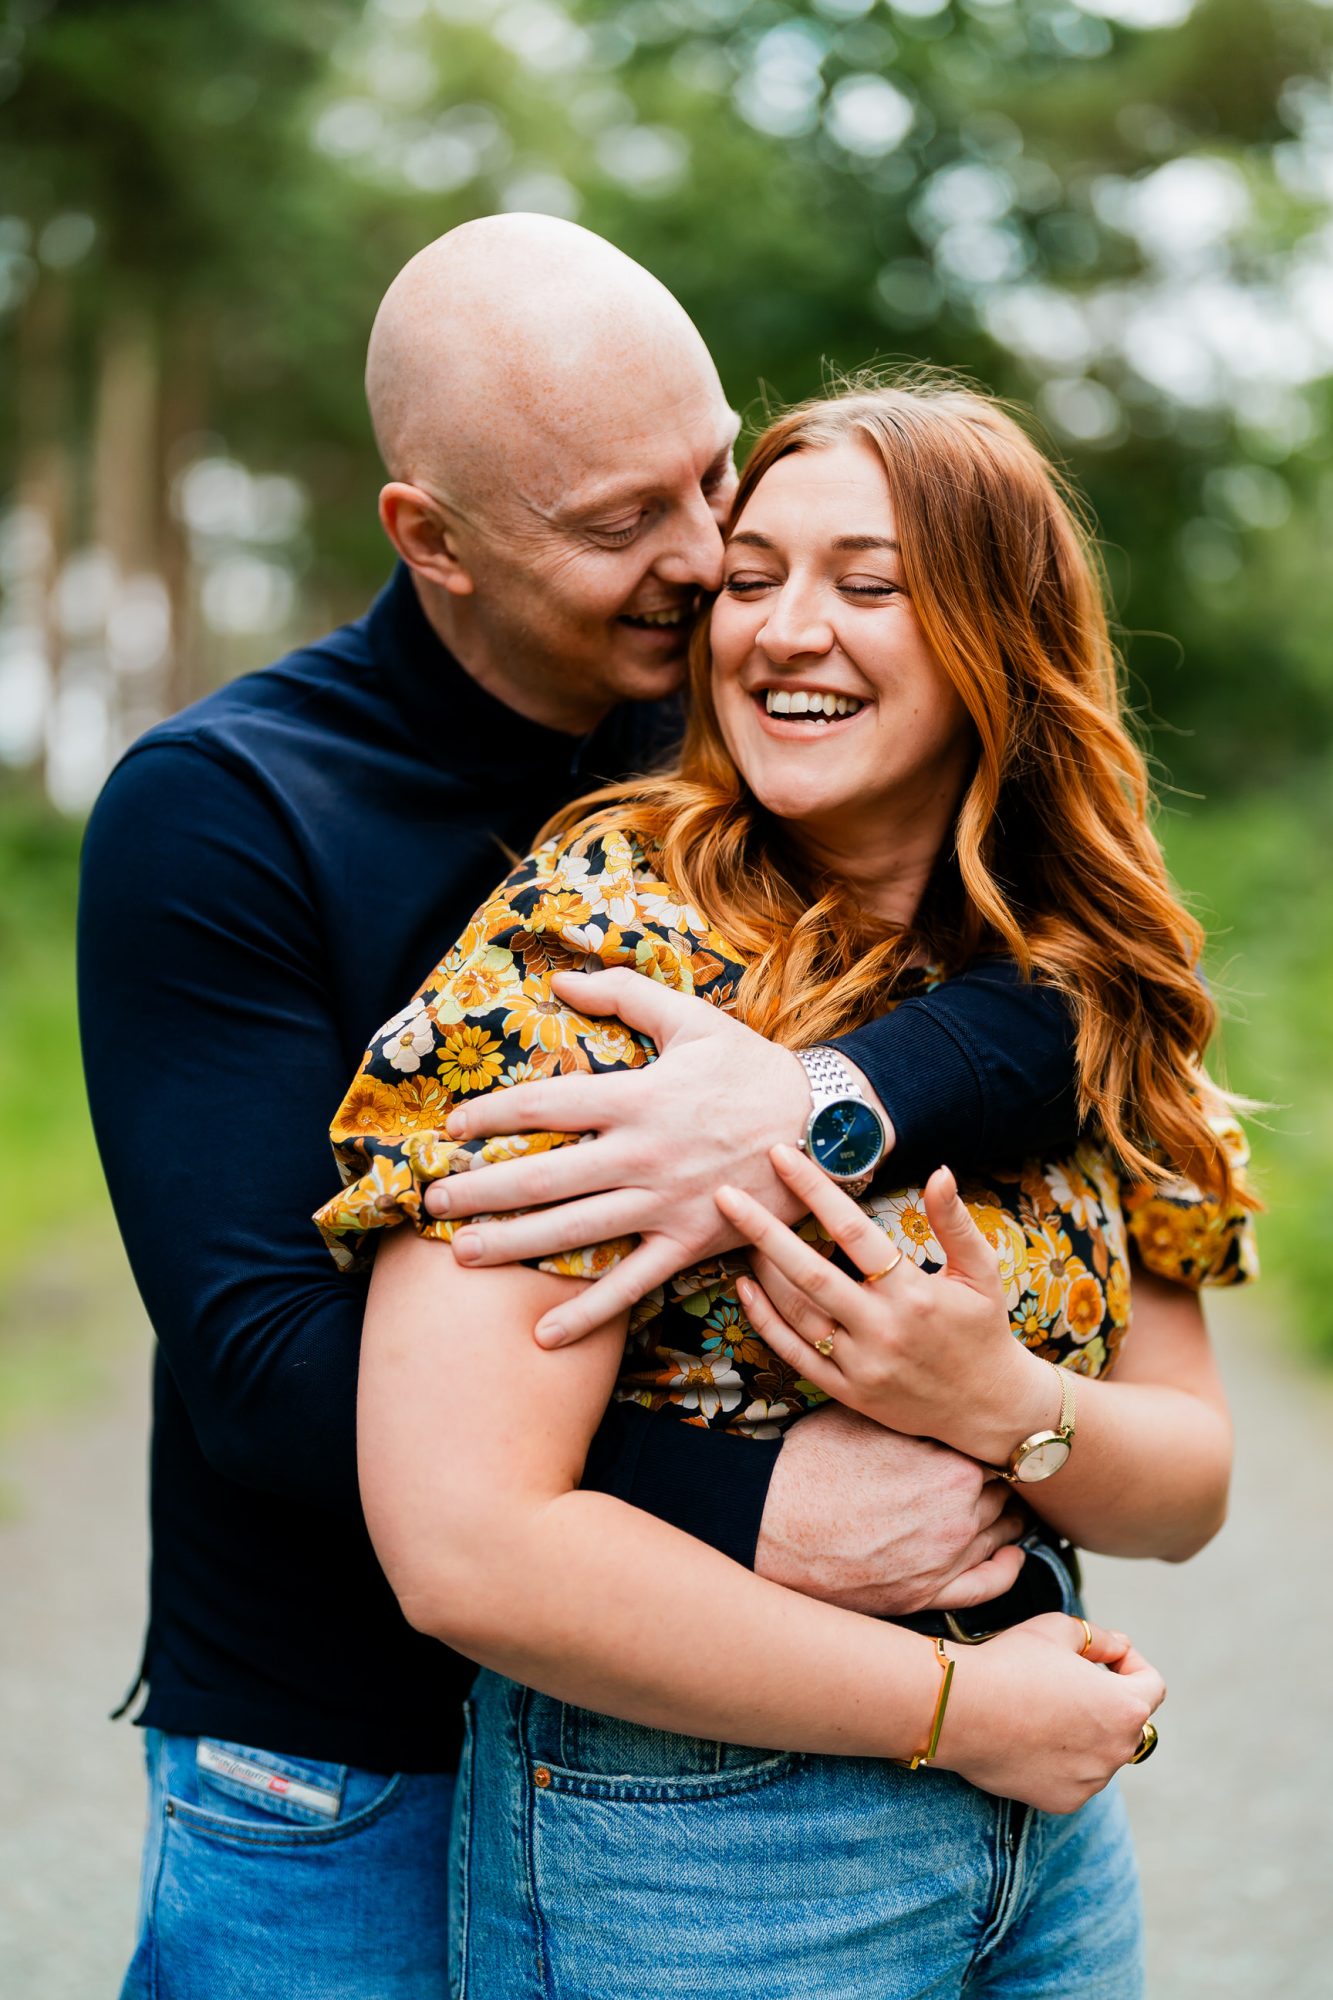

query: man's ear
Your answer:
[378,484,475,598]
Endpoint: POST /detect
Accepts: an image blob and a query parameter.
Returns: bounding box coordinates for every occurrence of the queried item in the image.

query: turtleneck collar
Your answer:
[365,562,611,782]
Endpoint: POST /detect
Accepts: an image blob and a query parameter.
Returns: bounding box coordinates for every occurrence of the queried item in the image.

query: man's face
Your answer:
[451,365,740,729]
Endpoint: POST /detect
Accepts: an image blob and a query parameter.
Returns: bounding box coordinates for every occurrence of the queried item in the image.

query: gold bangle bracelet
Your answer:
[894,1637,955,1771]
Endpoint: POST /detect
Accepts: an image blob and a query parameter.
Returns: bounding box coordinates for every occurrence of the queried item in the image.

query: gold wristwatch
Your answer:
[996,1363,1076,1485]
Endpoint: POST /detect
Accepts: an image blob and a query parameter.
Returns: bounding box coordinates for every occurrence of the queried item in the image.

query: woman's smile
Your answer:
[748,683,873,738]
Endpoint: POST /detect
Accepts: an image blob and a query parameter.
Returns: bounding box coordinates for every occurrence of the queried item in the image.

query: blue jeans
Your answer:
[452,1567,1144,1997]
[119,1731,456,1999]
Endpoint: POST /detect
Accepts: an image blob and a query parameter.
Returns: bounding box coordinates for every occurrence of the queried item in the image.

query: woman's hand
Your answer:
[939,1613,1166,1814]
[717,1144,1057,1466]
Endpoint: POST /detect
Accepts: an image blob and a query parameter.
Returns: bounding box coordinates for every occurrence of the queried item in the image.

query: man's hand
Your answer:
[754,1403,1028,1616]
[423,969,892,1347]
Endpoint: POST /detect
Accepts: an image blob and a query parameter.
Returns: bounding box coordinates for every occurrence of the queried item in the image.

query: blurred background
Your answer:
[1,0,1330,1993]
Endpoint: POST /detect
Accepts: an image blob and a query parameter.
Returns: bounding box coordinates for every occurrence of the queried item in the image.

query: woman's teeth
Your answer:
[764,689,864,720]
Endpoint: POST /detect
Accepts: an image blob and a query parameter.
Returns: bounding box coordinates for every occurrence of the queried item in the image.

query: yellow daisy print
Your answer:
[438,1024,504,1094]
[313,815,1257,1442]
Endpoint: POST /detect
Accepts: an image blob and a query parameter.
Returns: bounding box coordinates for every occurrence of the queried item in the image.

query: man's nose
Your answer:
[655,491,725,592]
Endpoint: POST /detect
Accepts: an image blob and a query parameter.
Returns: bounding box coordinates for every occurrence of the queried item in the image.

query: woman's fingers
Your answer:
[768,1143,909,1279]
[735,1277,841,1390]
[922,1166,1004,1297]
[748,1250,840,1344]
[715,1184,864,1324]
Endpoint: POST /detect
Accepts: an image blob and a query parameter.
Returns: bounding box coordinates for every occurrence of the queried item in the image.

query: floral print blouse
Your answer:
[314,822,1256,1440]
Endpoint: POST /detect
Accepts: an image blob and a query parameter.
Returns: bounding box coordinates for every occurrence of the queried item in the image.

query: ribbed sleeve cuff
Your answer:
[833,1000,985,1185]
[582,1402,782,1571]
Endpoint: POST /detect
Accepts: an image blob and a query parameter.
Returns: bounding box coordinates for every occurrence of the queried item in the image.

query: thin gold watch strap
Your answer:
[1055,1362,1076,1440]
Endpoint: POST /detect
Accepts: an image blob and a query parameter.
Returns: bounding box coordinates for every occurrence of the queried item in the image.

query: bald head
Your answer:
[366,214,722,519]
[367,215,739,735]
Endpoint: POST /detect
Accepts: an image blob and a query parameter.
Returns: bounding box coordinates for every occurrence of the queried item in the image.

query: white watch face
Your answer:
[1012,1436,1072,1484]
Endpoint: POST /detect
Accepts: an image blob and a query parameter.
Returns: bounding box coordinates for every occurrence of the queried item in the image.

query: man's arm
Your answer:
[79,742,372,1511]
[81,742,922,1585]
[831,956,1079,1187]
[427,963,1079,1346]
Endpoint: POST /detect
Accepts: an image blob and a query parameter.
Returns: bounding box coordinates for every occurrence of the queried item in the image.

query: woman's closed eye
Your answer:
[723,573,902,600]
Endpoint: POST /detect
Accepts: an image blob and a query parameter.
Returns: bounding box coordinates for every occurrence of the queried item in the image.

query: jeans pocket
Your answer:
[165,1735,402,1848]
[195,1738,346,1827]
[527,1692,798,1803]
[447,1702,475,2000]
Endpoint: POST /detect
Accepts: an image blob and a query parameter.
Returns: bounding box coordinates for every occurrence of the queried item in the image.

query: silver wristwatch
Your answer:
[795,1046,889,1197]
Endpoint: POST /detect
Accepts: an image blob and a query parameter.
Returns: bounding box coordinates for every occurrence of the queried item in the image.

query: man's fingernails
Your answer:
[445,1113,465,1138]
[536,1322,567,1348]
[453,1231,481,1264]
[772,1143,802,1168]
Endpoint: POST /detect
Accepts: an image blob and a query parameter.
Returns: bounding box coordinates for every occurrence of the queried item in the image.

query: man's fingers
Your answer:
[443,1069,641,1142]
[445,1190,653,1267]
[424,1131,645,1219]
[548,968,703,1051]
[534,1236,686,1348]
[927,1542,1027,1611]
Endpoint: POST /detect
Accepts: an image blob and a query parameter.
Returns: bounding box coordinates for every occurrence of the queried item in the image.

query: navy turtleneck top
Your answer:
[78,564,1078,1773]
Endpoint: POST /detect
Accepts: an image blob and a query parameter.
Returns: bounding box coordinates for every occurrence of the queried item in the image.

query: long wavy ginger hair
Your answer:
[550,377,1244,1202]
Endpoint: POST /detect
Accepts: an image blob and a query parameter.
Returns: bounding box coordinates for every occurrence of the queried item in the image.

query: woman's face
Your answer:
[710,438,974,869]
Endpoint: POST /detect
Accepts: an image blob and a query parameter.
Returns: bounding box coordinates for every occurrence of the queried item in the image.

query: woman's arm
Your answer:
[722,1149,1232,1564]
[992,1265,1231,1562]
[358,1227,1163,1811]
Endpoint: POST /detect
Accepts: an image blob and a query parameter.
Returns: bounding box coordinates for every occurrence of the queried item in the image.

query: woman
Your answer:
[316,379,1253,1997]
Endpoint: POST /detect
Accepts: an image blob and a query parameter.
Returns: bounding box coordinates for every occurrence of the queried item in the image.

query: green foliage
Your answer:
[2,0,1331,1356]
[1162,784,1333,1355]
[0,781,107,1286]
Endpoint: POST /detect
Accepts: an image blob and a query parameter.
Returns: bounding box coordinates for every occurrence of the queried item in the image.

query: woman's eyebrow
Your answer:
[726,531,900,552]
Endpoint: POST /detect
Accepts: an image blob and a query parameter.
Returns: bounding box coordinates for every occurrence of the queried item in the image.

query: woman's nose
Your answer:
[758,586,834,663]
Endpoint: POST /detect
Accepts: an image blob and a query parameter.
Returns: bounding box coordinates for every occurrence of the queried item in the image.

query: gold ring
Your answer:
[1076,1616,1094,1658]
[861,1245,903,1286]
[813,1332,836,1359]
[1129,1722,1158,1766]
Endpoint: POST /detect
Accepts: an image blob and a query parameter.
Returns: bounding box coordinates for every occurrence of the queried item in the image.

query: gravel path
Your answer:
[1,1289,1329,1997]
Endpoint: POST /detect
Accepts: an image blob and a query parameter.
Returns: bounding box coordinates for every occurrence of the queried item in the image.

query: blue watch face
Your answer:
[808,1099,885,1182]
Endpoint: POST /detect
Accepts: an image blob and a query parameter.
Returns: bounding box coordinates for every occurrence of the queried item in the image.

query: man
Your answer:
[80,217,1079,1999]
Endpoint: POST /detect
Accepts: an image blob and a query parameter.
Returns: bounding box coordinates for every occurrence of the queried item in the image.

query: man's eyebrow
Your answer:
[560,416,743,524]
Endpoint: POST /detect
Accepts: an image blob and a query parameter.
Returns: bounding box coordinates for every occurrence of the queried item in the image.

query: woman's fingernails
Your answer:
[772,1143,802,1169]
[536,1322,568,1348]
[453,1230,481,1264]
[445,1112,466,1138]
[735,1277,754,1305]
